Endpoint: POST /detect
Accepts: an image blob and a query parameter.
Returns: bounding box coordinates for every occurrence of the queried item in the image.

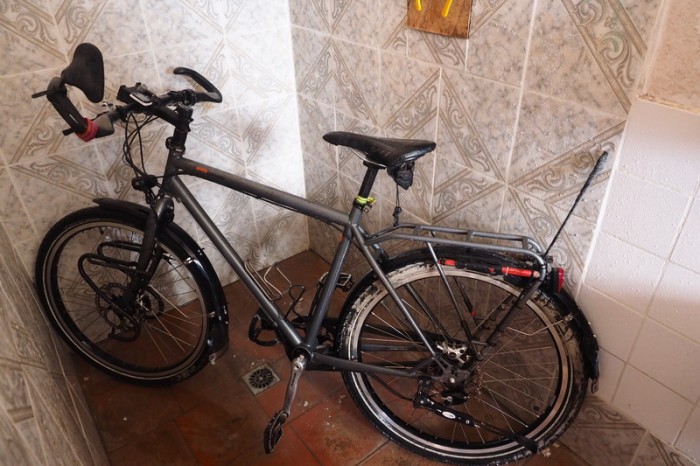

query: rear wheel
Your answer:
[338,248,588,465]
[36,207,216,385]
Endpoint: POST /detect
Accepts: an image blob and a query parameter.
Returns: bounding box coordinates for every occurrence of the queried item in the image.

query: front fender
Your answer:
[93,198,229,359]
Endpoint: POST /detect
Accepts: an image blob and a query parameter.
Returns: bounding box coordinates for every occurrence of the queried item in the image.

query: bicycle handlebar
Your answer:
[32,43,223,142]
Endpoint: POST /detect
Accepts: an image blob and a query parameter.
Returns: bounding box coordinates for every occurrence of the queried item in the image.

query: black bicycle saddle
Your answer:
[323,131,436,168]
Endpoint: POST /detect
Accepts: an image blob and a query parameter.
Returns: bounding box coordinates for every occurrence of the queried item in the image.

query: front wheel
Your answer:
[337,248,588,465]
[35,206,218,385]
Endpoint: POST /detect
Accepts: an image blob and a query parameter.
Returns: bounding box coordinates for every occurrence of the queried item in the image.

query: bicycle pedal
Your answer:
[248,310,279,347]
[263,410,287,454]
[336,272,354,291]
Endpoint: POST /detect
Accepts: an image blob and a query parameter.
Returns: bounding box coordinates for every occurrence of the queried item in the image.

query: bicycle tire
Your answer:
[337,247,588,465]
[36,206,217,385]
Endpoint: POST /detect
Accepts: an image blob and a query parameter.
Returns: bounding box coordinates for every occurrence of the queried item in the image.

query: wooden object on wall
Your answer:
[407,0,472,38]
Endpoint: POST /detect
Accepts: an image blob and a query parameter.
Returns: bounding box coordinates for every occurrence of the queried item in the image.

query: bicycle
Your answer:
[33,43,602,465]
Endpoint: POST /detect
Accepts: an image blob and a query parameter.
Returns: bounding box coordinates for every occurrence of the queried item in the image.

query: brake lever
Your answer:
[172,67,223,103]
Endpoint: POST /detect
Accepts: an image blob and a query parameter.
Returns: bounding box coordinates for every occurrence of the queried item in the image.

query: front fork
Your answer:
[78,196,173,321]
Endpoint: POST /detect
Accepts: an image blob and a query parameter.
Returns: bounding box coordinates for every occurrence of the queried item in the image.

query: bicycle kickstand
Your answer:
[263,354,306,453]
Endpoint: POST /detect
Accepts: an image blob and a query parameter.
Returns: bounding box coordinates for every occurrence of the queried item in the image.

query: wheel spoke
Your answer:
[38,214,209,382]
[339,252,584,464]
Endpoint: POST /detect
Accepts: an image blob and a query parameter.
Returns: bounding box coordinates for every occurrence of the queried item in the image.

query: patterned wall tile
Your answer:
[297,95,337,170]
[511,124,623,221]
[0,170,34,241]
[437,69,517,183]
[292,26,336,106]
[303,149,337,200]
[308,217,338,264]
[432,161,504,224]
[433,181,506,234]
[560,0,660,113]
[0,1,65,75]
[101,51,162,104]
[620,0,664,46]
[54,0,108,52]
[527,0,626,116]
[257,209,309,268]
[378,0,408,54]
[380,52,440,138]
[333,39,381,126]
[330,0,382,48]
[222,0,289,34]
[240,96,305,196]
[407,29,467,69]
[290,0,331,32]
[190,108,244,165]
[0,70,77,165]
[10,161,103,236]
[470,0,510,33]
[509,92,624,183]
[226,27,296,107]
[141,0,223,44]
[467,0,534,86]
[79,0,149,58]
[28,379,86,464]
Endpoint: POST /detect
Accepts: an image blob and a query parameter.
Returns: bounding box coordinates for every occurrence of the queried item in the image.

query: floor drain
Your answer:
[242,364,280,395]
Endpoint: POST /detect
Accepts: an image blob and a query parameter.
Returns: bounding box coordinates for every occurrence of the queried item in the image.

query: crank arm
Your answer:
[264,354,307,454]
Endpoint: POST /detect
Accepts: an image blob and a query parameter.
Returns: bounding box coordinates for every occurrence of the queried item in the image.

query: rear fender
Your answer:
[550,289,600,392]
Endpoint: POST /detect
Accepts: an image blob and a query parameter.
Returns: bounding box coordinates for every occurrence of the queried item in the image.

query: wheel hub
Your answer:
[436,340,471,366]
[95,282,141,341]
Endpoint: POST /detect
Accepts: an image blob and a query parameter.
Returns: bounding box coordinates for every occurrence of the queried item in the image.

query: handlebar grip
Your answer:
[76,113,116,142]
[45,77,88,134]
[173,67,223,103]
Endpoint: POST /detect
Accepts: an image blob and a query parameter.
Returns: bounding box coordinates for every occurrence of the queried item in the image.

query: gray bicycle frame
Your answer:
[158,152,548,378]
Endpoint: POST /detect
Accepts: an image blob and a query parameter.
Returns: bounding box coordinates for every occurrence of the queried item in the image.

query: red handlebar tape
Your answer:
[77,118,98,142]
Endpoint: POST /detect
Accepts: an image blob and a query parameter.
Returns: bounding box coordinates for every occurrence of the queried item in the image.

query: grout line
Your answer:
[503,0,538,185]
[496,0,539,233]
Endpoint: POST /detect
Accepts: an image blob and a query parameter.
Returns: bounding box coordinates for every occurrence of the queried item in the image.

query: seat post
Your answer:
[356,161,381,199]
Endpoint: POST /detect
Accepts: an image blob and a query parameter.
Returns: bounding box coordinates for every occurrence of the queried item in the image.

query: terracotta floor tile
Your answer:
[90,383,182,451]
[71,353,121,402]
[236,426,321,466]
[359,440,445,466]
[174,380,271,466]
[290,393,387,465]
[169,356,249,413]
[108,421,198,466]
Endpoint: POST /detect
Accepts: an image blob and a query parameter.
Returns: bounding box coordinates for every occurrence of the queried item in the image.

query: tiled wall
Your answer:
[580,101,700,460]
[0,0,306,284]
[578,0,700,459]
[0,0,304,463]
[291,0,659,287]
[0,221,108,465]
